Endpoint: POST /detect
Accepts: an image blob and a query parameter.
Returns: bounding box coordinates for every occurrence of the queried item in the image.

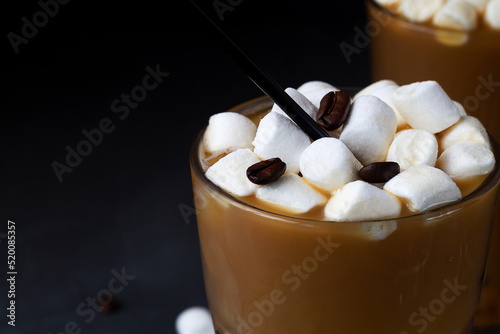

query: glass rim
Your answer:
[190,96,500,225]
[366,0,500,35]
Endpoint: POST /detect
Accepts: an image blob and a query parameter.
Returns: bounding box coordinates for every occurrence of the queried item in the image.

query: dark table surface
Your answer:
[2,0,499,333]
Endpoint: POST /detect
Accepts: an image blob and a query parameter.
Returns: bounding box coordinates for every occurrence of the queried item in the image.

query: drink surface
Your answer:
[200,106,488,220]
[200,81,496,222]
[371,0,500,32]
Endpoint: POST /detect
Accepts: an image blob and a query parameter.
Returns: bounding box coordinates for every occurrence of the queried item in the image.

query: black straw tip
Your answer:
[190,0,330,140]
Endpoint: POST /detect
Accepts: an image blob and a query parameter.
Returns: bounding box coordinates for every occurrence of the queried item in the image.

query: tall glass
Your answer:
[366,2,500,328]
[190,97,500,334]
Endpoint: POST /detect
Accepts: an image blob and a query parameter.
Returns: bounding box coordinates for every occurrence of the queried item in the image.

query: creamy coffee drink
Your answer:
[191,80,500,333]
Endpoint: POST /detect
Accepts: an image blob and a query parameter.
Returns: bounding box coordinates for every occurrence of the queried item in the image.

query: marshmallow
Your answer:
[271,87,319,120]
[252,112,311,173]
[439,115,491,151]
[391,81,460,134]
[486,0,500,29]
[297,80,337,94]
[384,165,461,212]
[353,80,398,100]
[434,29,469,46]
[386,129,438,170]
[256,174,326,214]
[433,0,478,31]
[354,80,407,129]
[463,0,488,12]
[437,141,495,180]
[203,112,257,155]
[367,84,408,129]
[374,0,400,5]
[300,138,362,192]
[400,0,445,22]
[175,306,215,334]
[324,181,402,221]
[360,221,398,240]
[205,149,260,197]
[301,87,339,109]
[339,95,397,165]
[453,101,467,116]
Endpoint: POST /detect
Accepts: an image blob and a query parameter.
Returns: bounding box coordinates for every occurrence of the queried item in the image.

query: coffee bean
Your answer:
[99,298,120,314]
[316,90,351,131]
[359,162,400,183]
[247,158,286,185]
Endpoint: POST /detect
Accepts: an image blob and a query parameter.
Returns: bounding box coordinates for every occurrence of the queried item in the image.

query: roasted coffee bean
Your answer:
[99,298,120,314]
[316,90,351,131]
[359,162,400,183]
[247,158,286,185]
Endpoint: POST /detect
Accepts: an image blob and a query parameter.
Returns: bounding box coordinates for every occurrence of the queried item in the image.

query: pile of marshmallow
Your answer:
[202,79,495,221]
[375,0,500,30]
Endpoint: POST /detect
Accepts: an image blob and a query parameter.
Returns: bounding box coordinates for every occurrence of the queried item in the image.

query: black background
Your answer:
[2,1,493,333]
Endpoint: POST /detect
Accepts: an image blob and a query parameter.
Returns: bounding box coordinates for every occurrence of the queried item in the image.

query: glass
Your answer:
[366,2,500,328]
[190,97,500,334]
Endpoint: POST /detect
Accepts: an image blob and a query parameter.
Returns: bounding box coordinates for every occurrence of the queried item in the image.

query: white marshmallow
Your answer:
[439,115,491,151]
[256,174,326,214]
[271,87,319,120]
[386,129,438,170]
[400,0,445,22]
[205,149,260,197]
[252,112,311,173]
[384,165,462,212]
[339,95,397,165]
[301,87,339,109]
[486,0,500,29]
[297,80,337,94]
[434,29,469,46]
[324,181,402,221]
[175,306,215,334]
[367,84,408,129]
[203,112,257,155]
[374,0,400,5]
[463,0,488,12]
[453,101,467,116]
[438,141,495,180]
[391,81,460,134]
[433,0,478,31]
[353,80,398,100]
[360,221,398,240]
[300,138,362,192]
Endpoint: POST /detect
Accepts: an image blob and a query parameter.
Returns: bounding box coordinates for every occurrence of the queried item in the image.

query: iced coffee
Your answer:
[367,1,500,328]
[190,80,500,333]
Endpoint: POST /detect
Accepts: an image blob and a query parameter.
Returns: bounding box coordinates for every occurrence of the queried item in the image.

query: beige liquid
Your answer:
[191,98,500,333]
[367,2,500,328]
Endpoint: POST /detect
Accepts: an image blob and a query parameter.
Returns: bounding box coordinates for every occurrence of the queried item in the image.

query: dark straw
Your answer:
[189,0,330,140]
